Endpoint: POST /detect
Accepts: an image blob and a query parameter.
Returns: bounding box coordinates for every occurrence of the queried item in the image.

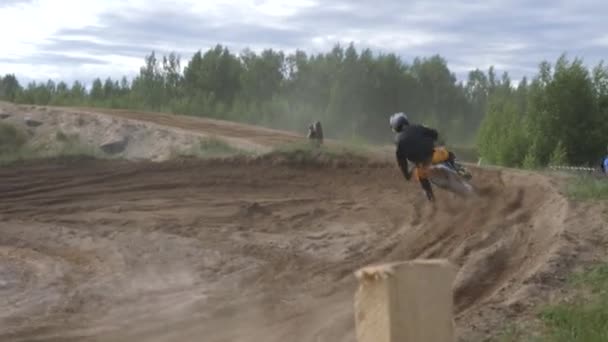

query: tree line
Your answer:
[476,55,608,168]
[1,44,606,167]
[0,43,491,144]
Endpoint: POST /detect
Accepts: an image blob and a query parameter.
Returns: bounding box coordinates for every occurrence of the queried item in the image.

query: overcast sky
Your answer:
[1,0,607,86]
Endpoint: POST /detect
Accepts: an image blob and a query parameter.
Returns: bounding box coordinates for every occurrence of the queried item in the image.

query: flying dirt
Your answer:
[0,102,607,342]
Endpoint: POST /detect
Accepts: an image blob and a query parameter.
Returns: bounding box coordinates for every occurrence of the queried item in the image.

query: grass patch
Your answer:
[535,263,608,342]
[568,263,608,291]
[494,263,608,342]
[177,136,250,159]
[538,297,608,342]
[49,130,107,158]
[0,144,106,165]
[565,175,608,200]
[0,125,107,165]
[174,138,375,164]
[55,130,69,142]
[494,323,540,342]
[0,122,27,154]
[271,140,373,162]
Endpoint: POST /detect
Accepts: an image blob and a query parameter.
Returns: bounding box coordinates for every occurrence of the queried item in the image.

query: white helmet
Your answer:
[389,112,409,132]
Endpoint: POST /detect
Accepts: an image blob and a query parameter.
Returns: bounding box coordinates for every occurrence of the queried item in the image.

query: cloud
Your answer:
[1,0,607,84]
[0,0,32,8]
[0,53,108,66]
[41,39,158,59]
[51,9,309,56]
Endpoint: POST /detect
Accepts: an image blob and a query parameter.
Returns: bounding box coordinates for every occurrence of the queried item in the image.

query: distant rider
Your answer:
[390,112,458,202]
[307,121,323,147]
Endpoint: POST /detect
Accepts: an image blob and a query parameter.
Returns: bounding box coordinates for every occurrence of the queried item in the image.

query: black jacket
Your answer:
[395,124,438,180]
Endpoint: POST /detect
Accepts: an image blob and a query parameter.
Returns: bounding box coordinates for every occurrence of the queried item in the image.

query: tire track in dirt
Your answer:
[1,103,606,341]
[1,154,602,341]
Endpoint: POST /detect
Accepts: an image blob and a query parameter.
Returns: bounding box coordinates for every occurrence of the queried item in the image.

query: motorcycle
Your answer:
[413,147,475,198]
[427,161,474,197]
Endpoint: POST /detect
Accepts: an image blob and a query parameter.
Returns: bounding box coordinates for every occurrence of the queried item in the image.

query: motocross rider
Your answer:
[390,112,456,202]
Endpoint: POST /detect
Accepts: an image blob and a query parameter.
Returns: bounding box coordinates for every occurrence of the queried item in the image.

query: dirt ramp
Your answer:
[0,102,270,161]
[65,106,304,151]
[378,167,572,338]
[0,156,595,341]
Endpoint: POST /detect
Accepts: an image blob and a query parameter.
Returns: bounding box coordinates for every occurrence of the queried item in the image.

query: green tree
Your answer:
[549,140,568,166]
[50,81,70,105]
[0,74,22,101]
[70,81,87,104]
[478,54,607,168]
[90,78,104,103]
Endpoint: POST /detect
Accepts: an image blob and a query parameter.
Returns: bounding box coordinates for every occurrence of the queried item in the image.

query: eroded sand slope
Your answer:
[1,103,607,341]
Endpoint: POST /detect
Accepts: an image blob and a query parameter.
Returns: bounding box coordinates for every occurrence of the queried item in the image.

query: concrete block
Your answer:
[354,259,457,342]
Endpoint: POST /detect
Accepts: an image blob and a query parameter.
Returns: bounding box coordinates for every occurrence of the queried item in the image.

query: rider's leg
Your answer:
[420,178,435,201]
[414,155,435,202]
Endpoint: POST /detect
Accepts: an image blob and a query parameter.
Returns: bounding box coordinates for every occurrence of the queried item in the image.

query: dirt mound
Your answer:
[0,102,270,161]
[63,105,305,152]
[1,153,604,342]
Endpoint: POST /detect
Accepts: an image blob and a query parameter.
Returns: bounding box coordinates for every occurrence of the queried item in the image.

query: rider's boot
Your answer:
[445,151,459,170]
[447,151,471,179]
[420,178,435,202]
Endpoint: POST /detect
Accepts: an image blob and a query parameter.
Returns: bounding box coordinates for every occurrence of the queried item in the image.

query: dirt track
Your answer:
[1,105,607,341]
[66,106,306,152]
